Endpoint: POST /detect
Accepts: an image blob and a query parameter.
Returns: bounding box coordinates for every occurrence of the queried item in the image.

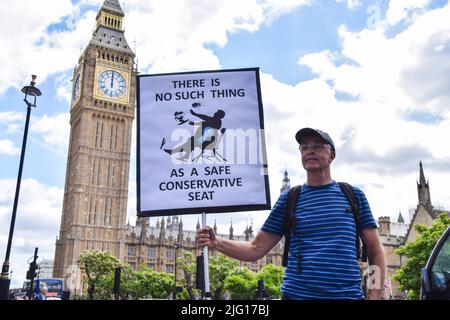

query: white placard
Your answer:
[137,68,270,216]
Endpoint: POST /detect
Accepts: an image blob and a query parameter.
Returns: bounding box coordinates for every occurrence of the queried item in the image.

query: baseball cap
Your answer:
[295,128,335,151]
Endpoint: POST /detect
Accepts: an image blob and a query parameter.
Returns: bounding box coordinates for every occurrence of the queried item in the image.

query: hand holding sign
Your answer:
[196,227,217,249]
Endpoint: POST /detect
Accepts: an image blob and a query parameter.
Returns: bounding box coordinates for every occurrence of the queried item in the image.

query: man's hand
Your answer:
[196,226,218,249]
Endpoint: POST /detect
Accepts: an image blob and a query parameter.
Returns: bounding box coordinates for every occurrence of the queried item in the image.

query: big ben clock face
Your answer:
[73,74,81,101]
[98,70,126,98]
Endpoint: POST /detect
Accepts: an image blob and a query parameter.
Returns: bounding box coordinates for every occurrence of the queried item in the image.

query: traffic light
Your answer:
[113,267,121,300]
[257,280,264,300]
[26,262,37,280]
[196,255,204,292]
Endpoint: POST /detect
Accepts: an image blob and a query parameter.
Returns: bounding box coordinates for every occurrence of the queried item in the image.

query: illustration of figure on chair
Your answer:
[161,105,227,162]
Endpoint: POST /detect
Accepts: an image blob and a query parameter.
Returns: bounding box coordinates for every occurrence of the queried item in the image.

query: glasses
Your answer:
[299,143,331,153]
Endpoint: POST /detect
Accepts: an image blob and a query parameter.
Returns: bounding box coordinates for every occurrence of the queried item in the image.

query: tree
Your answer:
[256,264,284,299]
[145,270,174,299]
[118,264,174,300]
[224,267,257,299]
[77,250,121,300]
[176,250,199,299]
[209,255,239,300]
[394,213,450,299]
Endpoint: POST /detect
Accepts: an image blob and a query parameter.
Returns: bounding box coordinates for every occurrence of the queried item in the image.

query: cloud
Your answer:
[386,0,433,25]
[124,0,310,73]
[0,139,19,156]
[0,1,98,94]
[30,113,70,153]
[336,0,362,10]
[398,6,450,114]
[336,139,436,176]
[0,178,63,287]
[260,1,450,221]
[0,112,24,134]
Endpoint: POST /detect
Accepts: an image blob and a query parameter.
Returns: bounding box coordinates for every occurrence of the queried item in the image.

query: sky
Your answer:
[1,0,450,288]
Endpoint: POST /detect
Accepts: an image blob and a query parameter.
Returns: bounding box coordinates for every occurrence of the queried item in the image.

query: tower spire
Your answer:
[100,0,125,16]
[397,211,405,224]
[417,161,432,207]
[229,219,234,240]
[419,161,426,185]
[280,169,291,194]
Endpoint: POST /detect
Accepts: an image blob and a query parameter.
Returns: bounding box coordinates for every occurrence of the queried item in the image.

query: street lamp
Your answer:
[173,242,179,300]
[0,75,41,300]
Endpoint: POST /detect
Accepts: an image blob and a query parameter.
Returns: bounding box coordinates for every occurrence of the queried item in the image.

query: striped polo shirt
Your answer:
[261,181,377,300]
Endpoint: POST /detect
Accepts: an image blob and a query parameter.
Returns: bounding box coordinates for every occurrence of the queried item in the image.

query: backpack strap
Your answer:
[282,182,368,270]
[338,182,367,262]
[282,185,302,267]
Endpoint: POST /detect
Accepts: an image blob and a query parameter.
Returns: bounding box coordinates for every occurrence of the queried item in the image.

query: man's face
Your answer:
[300,135,335,171]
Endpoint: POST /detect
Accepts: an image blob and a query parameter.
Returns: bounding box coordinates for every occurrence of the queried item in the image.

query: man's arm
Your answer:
[190,109,212,121]
[361,228,386,300]
[196,227,282,262]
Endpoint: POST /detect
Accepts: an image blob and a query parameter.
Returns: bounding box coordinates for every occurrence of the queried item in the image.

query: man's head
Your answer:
[295,128,336,171]
[41,286,48,294]
[295,128,335,152]
[215,110,225,119]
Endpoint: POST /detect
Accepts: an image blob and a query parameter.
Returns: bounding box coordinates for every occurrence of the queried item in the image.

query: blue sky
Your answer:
[1,0,450,288]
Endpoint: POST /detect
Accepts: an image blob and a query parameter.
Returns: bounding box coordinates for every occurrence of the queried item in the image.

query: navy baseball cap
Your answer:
[295,128,335,151]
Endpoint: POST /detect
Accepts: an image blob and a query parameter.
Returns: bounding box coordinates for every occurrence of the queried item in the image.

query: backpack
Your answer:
[282,182,368,270]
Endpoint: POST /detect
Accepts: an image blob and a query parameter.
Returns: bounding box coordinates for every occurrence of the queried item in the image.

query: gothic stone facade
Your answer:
[54,0,136,294]
[124,217,284,282]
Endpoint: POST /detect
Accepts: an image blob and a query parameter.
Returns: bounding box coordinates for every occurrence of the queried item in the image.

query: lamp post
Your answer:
[0,75,41,300]
[173,242,179,300]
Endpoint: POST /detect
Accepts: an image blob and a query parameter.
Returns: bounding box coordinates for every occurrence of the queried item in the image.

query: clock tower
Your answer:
[54,0,136,294]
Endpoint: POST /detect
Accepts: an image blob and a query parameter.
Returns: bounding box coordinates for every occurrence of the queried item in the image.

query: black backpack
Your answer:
[282,182,368,270]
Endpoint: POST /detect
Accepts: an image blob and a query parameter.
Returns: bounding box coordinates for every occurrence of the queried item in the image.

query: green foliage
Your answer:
[177,287,201,300]
[144,270,174,299]
[77,250,121,300]
[394,213,450,299]
[176,250,198,299]
[209,255,240,300]
[224,267,257,299]
[75,250,286,300]
[222,263,285,300]
[78,251,175,300]
[257,264,284,299]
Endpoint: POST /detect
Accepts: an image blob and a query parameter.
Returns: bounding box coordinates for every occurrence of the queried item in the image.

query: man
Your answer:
[35,286,48,300]
[162,109,226,161]
[196,128,385,300]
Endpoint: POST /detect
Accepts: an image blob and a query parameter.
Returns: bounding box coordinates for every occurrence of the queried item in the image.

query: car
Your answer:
[421,226,450,300]
[11,290,28,300]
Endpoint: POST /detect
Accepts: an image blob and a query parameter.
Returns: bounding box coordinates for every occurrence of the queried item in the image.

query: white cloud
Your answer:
[257,2,450,222]
[0,0,312,107]
[30,113,70,153]
[336,0,362,10]
[0,139,19,156]
[0,1,98,94]
[386,0,432,25]
[0,112,24,134]
[0,178,63,287]
[125,0,310,73]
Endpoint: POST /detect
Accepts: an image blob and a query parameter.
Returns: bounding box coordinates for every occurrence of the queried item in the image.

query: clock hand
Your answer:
[110,71,114,88]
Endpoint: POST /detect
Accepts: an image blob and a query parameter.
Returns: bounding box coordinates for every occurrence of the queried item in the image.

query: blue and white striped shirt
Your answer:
[261,181,377,300]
